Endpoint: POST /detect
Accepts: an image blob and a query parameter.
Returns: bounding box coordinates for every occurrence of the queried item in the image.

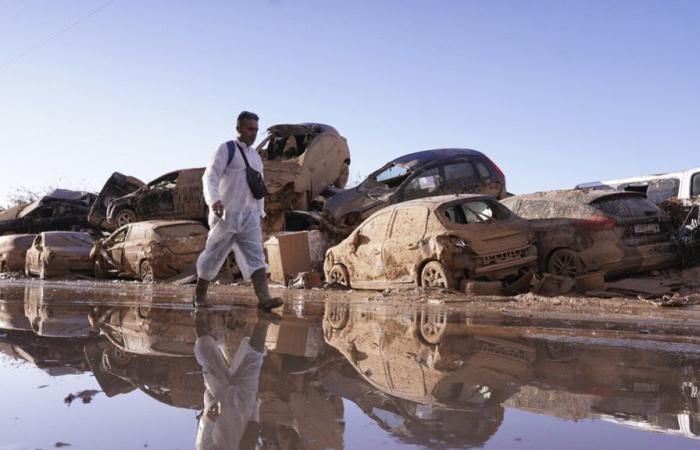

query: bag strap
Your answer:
[235,141,253,169]
[225,141,236,166]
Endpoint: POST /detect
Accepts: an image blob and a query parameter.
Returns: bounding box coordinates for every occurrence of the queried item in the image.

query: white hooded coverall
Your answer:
[196,140,266,281]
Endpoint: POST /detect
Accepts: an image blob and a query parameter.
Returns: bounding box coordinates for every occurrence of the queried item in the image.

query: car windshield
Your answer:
[441,200,510,224]
[357,163,413,197]
[155,224,206,238]
[45,233,94,247]
[591,195,660,218]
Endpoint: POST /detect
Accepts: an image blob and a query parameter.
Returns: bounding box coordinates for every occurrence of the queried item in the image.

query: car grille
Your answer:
[478,244,534,266]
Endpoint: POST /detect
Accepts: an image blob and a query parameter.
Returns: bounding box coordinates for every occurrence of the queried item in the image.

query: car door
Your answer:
[122,224,145,275]
[138,173,177,219]
[349,210,393,285]
[27,235,43,273]
[382,207,429,283]
[104,227,129,271]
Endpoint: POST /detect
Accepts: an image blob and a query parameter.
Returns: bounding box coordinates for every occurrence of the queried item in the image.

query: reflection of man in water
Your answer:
[194,310,273,450]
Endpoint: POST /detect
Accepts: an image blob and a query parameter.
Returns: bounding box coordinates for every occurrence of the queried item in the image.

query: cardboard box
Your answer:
[264,231,312,284]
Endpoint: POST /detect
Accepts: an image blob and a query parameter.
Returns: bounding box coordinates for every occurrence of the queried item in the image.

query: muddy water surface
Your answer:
[1,280,699,449]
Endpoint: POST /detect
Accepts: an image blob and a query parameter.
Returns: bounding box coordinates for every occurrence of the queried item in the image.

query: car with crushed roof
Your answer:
[323,194,536,291]
[321,149,506,237]
[24,231,95,279]
[0,233,36,272]
[501,189,679,279]
[0,190,96,236]
[91,220,208,281]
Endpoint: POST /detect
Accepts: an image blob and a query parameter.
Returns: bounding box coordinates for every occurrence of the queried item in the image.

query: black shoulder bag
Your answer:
[226,141,268,199]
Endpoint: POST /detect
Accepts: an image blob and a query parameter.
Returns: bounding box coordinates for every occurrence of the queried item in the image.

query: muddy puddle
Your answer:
[1,279,699,449]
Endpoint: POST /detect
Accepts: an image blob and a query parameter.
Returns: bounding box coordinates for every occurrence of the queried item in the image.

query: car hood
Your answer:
[324,188,383,222]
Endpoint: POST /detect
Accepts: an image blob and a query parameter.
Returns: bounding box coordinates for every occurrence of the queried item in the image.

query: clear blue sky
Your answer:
[0,0,698,205]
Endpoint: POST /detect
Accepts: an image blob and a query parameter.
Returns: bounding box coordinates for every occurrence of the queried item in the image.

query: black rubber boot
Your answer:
[192,277,210,308]
[251,268,283,310]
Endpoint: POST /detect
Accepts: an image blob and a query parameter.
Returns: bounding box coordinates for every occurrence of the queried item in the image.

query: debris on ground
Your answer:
[289,271,323,289]
[64,389,102,406]
[530,273,576,296]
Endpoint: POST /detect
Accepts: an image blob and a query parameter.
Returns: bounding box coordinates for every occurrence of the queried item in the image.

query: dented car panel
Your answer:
[501,189,679,278]
[106,168,208,228]
[0,191,95,236]
[88,172,145,231]
[24,231,95,278]
[91,220,207,281]
[324,194,536,291]
[0,234,35,272]
[322,148,506,236]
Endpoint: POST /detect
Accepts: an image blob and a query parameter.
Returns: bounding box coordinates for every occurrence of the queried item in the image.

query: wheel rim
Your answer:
[423,264,447,287]
[116,210,135,227]
[330,266,348,286]
[328,305,349,329]
[551,252,580,278]
[420,309,447,344]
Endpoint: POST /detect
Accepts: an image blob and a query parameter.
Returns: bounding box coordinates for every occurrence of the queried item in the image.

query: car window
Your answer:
[111,228,128,244]
[32,235,43,248]
[442,200,510,225]
[155,224,207,238]
[359,212,392,241]
[591,195,660,218]
[474,161,492,179]
[45,233,94,247]
[32,207,53,219]
[443,162,476,183]
[375,164,411,187]
[692,173,700,197]
[127,225,146,241]
[149,173,178,190]
[403,167,441,197]
[390,207,428,238]
[620,179,679,204]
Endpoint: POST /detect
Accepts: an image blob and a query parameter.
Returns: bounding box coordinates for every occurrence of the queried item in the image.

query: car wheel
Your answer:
[547,249,585,278]
[327,303,349,330]
[416,308,447,345]
[420,261,456,289]
[140,260,154,283]
[328,264,350,288]
[115,208,136,227]
[107,346,131,367]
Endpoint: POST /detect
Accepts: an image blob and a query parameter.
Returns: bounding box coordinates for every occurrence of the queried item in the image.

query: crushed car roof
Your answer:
[378,193,498,210]
[266,123,338,136]
[504,188,646,204]
[389,148,487,169]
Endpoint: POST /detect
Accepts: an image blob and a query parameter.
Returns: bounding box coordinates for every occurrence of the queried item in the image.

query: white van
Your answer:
[577,167,700,205]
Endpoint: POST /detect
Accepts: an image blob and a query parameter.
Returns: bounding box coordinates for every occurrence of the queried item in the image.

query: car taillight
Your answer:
[581,215,617,231]
[485,156,505,181]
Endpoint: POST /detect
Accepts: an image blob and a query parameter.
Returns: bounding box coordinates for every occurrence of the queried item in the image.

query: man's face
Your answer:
[236,119,259,146]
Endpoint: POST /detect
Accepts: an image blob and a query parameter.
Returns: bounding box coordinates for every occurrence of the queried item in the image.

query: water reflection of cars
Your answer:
[23,284,95,338]
[324,194,536,291]
[322,149,507,236]
[91,220,208,281]
[24,231,95,279]
[502,189,679,278]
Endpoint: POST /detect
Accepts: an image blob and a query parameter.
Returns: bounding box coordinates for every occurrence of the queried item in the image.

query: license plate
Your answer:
[634,223,660,234]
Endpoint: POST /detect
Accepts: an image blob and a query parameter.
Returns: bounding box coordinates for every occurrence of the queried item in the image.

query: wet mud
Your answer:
[1,279,699,449]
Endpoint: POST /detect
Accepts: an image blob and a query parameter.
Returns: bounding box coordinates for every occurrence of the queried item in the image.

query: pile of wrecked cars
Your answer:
[0,123,697,297]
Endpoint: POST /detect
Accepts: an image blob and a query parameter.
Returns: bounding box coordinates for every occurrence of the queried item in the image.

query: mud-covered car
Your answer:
[0,233,35,272]
[91,220,207,281]
[24,231,95,279]
[501,189,679,278]
[105,168,207,229]
[88,172,145,231]
[323,194,536,291]
[0,190,95,236]
[322,149,506,237]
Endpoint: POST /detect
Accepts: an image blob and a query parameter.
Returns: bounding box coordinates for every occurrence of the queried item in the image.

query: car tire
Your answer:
[327,303,350,330]
[416,308,447,345]
[420,261,456,289]
[547,248,585,278]
[140,260,154,283]
[115,208,137,228]
[328,264,350,288]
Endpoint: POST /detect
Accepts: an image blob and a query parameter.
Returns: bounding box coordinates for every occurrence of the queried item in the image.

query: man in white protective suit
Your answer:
[193,111,283,310]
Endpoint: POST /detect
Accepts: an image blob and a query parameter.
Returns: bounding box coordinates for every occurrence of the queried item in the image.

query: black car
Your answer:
[322,148,506,236]
[0,190,95,236]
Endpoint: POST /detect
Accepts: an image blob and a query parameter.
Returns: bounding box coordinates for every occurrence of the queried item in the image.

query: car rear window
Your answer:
[444,162,476,183]
[474,161,492,179]
[441,200,511,225]
[591,195,660,218]
[154,224,206,238]
[45,233,94,247]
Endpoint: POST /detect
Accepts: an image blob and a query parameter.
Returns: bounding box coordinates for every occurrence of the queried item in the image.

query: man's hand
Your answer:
[212,200,224,218]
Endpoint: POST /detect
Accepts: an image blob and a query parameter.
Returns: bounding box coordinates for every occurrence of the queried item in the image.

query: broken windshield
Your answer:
[358,164,413,197]
[441,200,511,225]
